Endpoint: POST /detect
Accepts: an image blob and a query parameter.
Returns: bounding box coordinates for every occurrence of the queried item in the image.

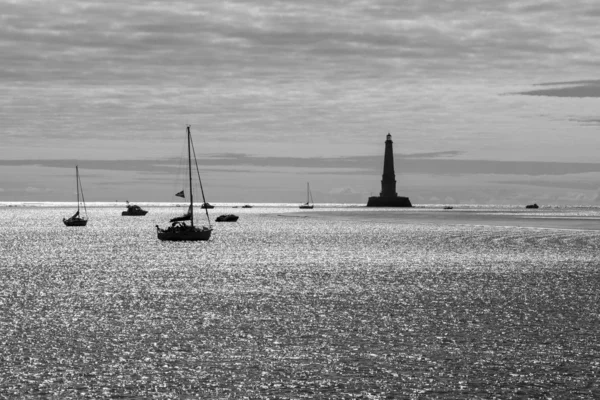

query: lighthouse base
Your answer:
[367,196,412,207]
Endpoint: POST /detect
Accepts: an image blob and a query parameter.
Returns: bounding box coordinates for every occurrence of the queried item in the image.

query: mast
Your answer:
[76,165,80,213]
[187,126,194,227]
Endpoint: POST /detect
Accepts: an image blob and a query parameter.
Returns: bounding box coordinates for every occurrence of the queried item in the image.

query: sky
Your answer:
[1,0,600,204]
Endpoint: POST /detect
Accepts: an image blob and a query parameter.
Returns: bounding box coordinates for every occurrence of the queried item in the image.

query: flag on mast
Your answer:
[175,190,185,198]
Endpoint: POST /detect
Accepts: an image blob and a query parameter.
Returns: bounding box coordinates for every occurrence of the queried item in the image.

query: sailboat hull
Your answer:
[157,226,212,241]
[63,218,88,226]
[299,205,314,209]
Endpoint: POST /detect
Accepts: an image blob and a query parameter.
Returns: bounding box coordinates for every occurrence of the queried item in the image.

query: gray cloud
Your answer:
[2,0,600,168]
[3,156,600,177]
[568,118,600,126]
[518,81,600,98]
[594,188,600,203]
[3,0,598,87]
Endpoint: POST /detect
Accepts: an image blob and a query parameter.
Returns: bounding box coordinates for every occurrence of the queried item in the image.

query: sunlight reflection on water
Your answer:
[1,206,600,398]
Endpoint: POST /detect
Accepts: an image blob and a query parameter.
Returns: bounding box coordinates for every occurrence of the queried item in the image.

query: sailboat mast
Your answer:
[76,165,80,213]
[307,182,310,204]
[187,126,194,227]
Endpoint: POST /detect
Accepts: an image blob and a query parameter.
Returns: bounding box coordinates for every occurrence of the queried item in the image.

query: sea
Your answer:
[1,203,600,399]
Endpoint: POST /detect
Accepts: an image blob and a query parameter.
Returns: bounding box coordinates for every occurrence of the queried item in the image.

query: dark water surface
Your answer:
[1,205,600,398]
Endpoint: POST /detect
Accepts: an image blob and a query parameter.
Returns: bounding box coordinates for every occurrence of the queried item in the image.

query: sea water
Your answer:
[1,204,600,398]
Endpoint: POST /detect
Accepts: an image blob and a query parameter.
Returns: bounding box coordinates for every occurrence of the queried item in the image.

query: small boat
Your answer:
[242,204,253,208]
[201,202,215,209]
[216,214,239,222]
[299,182,314,209]
[443,206,453,210]
[63,165,88,226]
[122,202,148,216]
[156,126,212,241]
[526,203,539,209]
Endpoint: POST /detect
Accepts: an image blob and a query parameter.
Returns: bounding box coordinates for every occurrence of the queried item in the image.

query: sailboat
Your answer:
[63,165,88,226]
[299,182,314,209]
[156,126,212,241]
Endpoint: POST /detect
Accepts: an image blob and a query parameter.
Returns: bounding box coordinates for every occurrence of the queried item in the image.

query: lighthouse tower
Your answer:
[367,133,412,207]
[380,133,397,198]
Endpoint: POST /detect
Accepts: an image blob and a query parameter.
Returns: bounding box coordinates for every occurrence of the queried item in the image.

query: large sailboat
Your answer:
[299,182,314,209]
[156,126,212,241]
[63,165,88,226]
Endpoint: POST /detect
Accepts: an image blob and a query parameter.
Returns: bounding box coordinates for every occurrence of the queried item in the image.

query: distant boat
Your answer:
[156,126,212,241]
[242,204,253,208]
[122,201,148,216]
[63,165,88,226]
[443,206,453,210]
[201,202,215,209]
[216,214,239,222]
[299,182,314,209]
[526,203,539,209]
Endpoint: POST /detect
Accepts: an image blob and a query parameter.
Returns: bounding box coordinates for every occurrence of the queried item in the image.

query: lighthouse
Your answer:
[367,133,412,207]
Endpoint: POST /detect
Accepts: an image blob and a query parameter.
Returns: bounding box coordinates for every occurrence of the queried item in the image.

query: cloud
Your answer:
[25,186,51,193]
[567,117,600,127]
[327,187,365,203]
[517,81,600,98]
[594,188,600,203]
[403,151,462,158]
[4,156,600,177]
[2,0,600,167]
[3,1,599,89]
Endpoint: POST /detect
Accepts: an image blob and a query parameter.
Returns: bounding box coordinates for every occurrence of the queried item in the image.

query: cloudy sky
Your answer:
[1,0,600,204]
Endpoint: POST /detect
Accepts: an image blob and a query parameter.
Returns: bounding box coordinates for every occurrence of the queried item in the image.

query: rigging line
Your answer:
[190,135,211,229]
[78,169,88,218]
[171,134,188,204]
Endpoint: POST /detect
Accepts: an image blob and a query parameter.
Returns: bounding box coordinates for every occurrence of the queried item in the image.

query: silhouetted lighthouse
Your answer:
[367,133,412,207]
[380,133,397,197]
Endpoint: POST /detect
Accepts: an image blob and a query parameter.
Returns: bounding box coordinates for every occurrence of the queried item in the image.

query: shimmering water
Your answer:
[1,205,600,398]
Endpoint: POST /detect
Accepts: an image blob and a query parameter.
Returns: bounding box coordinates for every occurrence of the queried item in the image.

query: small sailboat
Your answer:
[122,201,148,216]
[63,165,88,226]
[156,126,212,241]
[299,182,314,209]
[201,202,215,209]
